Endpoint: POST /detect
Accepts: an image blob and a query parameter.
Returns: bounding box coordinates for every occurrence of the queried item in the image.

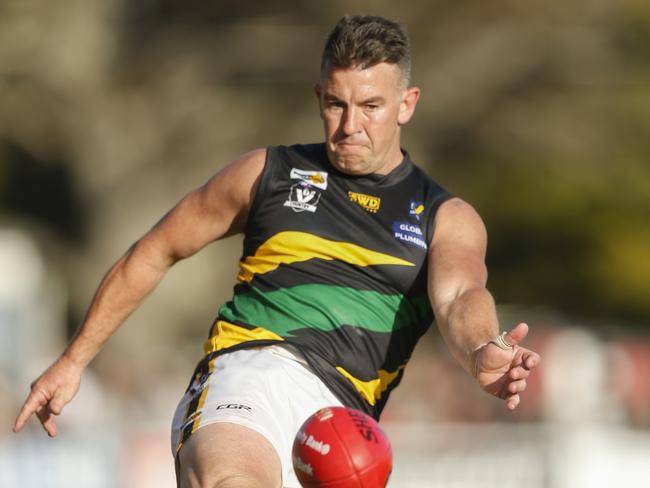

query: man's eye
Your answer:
[365,104,379,110]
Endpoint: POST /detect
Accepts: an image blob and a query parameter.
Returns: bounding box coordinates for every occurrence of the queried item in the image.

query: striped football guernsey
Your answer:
[201,143,453,419]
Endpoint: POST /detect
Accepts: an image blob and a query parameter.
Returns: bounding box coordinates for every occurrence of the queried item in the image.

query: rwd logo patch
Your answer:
[348,191,381,213]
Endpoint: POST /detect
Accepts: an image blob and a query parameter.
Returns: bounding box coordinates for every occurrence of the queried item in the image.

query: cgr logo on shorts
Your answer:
[215,403,252,411]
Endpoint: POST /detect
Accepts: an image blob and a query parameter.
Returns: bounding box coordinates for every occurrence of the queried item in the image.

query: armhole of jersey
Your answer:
[244,146,276,227]
[424,190,455,245]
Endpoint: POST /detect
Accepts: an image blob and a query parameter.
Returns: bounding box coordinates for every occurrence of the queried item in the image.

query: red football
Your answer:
[292,406,393,488]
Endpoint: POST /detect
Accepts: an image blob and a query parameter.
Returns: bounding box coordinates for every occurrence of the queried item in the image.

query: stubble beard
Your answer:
[328,143,374,175]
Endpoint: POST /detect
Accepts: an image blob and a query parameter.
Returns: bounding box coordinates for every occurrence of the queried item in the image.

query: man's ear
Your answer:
[398,86,421,125]
[314,84,323,119]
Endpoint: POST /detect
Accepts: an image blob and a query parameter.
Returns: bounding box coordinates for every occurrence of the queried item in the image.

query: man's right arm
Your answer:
[13,148,267,437]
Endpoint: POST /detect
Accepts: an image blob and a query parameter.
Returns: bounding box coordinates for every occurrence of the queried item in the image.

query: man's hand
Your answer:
[474,322,541,411]
[13,356,83,437]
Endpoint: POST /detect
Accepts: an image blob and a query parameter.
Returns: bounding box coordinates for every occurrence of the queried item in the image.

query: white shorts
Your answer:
[171,345,343,488]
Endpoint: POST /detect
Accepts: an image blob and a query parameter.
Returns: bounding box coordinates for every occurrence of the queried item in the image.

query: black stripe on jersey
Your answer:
[243,259,422,296]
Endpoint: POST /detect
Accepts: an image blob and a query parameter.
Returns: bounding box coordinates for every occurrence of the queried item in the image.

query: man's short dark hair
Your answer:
[321,15,411,85]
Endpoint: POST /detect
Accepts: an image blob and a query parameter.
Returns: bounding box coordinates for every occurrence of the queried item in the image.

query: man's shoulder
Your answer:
[434,198,486,235]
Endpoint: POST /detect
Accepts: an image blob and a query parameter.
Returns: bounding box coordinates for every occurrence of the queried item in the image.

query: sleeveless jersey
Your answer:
[201,143,453,418]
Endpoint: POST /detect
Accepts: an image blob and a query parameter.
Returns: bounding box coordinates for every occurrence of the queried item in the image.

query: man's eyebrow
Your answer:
[323,93,386,105]
[323,94,386,104]
[360,96,386,104]
[323,93,344,103]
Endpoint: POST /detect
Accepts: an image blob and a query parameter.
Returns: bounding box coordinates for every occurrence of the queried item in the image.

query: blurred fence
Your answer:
[385,422,650,487]
[2,422,649,487]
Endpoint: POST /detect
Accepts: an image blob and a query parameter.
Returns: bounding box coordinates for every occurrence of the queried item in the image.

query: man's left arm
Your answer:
[428,198,541,411]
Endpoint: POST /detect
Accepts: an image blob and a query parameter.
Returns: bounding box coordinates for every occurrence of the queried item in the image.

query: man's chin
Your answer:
[331,156,370,175]
[325,145,372,174]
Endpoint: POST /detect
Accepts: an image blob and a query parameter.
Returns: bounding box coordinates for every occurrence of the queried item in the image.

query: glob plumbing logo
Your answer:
[392,221,427,250]
[393,199,427,249]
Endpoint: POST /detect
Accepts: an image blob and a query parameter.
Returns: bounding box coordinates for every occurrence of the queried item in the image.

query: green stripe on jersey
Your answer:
[218,284,431,336]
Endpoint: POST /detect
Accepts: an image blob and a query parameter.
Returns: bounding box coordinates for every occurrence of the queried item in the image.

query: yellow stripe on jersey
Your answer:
[203,320,284,355]
[335,364,406,406]
[238,231,415,282]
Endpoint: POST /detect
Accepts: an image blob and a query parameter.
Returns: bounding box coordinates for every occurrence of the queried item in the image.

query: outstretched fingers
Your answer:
[523,350,541,370]
[36,405,59,437]
[504,374,527,411]
[506,394,520,411]
[14,390,49,433]
[507,378,527,395]
[508,365,530,380]
[479,323,541,412]
[494,377,527,408]
[508,351,540,379]
[14,388,61,437]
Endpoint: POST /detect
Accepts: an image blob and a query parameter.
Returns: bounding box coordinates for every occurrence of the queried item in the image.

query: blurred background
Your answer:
[1,0,649,486]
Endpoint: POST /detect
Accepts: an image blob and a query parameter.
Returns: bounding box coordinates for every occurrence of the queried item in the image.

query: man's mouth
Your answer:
[336,141,366,149]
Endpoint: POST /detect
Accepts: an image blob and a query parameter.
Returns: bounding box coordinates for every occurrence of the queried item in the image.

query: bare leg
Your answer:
[177,422,282,488]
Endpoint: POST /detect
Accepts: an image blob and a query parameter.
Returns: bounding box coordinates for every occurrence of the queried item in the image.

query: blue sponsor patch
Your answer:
[392,221,427,250]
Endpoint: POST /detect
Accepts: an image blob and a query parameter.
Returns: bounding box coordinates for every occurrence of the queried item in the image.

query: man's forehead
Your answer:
[319,62,405,91]
[322,61,401,78]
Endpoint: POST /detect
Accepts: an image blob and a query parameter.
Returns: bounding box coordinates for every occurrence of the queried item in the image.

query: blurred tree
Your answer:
[0,140,85,244]
[0,0,648,331]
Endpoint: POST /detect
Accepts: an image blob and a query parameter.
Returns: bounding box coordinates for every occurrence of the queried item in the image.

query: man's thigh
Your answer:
[177,421,282,488]
[171,347,343,487]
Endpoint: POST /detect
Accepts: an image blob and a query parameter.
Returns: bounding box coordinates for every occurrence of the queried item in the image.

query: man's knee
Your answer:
[177,422,282,488]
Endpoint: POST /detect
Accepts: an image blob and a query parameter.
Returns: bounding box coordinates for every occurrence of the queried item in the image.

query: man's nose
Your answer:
[341,107,362,135]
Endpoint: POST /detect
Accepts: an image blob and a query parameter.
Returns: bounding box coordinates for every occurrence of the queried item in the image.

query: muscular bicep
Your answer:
[428,198,489,319]
[135,148,266,268]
